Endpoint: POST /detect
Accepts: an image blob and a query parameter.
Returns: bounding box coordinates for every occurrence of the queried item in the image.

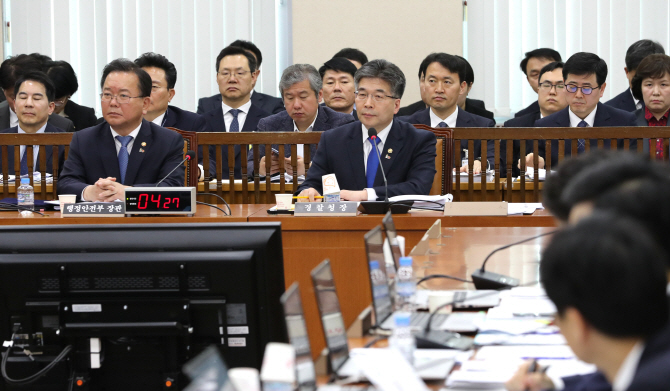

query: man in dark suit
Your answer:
[332,47,368,69]
[248,64,354,176]
[200,46,270,178]
[606,39,664,112]
[46,60,98,131]
[531,53,637,168]
[398,53,495,174]
[504,61,567,177]
[0,71,65,175]
[515,48,563,118]
[297,59,436,201]
[134,52,209,134]
[196,40,284,115]
[455,55,495,123]
[0,54,75,132]
[59,59,184,202]
[319,57,358,118]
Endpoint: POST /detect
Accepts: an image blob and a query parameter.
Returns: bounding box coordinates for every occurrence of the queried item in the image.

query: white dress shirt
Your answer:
[630,88,642,111]
[361,122,392,201]
[292,110,318,158]
[9,108,18,128]
[221,99,252,132]
[568,105,597,127]
[17,122,48,172]
[430,107,458,128]
[612,342,644,391]
[151,111,167,127]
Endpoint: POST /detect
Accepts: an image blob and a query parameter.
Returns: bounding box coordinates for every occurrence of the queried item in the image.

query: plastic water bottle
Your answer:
[17,178,34,213]
[395,256,416,312]
[388,312,415,365]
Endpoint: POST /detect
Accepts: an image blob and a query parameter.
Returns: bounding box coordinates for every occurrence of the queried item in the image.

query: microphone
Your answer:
[368,128,389,202]
[471,230,557,290]
[155,150,195,186]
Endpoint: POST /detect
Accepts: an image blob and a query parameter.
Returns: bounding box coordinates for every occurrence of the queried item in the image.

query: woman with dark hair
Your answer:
[46,60,97,131]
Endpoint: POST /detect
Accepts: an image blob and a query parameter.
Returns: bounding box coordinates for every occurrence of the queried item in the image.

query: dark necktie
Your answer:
[116,135,133,184]
[437,121,447,128]
[229,109,240,132]
[20,147,29,175]
[366,136,380,188]
[577,120,588,153]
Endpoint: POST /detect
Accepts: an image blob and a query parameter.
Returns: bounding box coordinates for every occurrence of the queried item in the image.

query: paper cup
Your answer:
[228,368,260,391]
[275,193,293,210]
[428,291,455,314]
[58,194,76,211]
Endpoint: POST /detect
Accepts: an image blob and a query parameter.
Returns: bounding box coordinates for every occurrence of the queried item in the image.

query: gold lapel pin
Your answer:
[141,142,147,147]
[388,148,393,154]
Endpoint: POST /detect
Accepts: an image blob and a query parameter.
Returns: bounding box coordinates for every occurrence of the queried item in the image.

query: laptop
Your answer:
[380,212,501,310]
[311,260,456,381]
[364,225,448,331]
[280,282,375,391]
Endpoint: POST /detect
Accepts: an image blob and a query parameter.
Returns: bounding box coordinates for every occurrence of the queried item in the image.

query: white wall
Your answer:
[292,0,464,106]
[6,0,291,116]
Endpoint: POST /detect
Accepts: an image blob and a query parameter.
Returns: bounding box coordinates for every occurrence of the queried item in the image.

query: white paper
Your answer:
[474,345,576,361]
[349,348,429,391]
[507,202,545,215]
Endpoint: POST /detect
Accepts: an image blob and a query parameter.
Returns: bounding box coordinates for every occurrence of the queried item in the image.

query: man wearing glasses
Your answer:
[201,46,270,178]
[297,59,436,202]
[532,52,637,167]
[59,59,184,202]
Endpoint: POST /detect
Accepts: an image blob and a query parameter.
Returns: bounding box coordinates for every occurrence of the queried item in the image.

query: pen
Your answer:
[525,359,539,391]
[293,196,324,199]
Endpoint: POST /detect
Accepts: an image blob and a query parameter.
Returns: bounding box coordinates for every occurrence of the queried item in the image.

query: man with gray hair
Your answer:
[297,59,437,201]
[247,64,354,177]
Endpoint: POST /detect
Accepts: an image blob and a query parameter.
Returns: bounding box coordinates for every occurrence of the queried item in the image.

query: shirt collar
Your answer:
[151,110,167,127]
[9,108,18,127]
[430,107,458,128]
[644,106,670,122]
[18,122,48,134]
[293,110,318,132]
[110,122,142,140]
[612,342,645,391]
[222,99,252,115]
[629,88,641,108]
[361,121,392,146]
[569,105,598,127]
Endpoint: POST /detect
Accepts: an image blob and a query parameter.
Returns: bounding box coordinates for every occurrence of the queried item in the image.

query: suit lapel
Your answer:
[593,103,611,126]
[377,120,404,186]
[162,107,176,128]
[123,120,152,185]
[346,123,366,189]
[455,107,473,127]
[96,123,122,180]
[0,104,11,130]
[418,108,431,126]
[553,108,571,127]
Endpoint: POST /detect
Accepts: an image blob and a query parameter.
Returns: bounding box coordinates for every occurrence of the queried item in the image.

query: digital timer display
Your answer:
[124,187,195,214]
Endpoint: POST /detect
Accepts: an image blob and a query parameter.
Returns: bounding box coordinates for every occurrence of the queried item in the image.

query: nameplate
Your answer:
[294,202,357,216]
[443,201,508,216]
[61,201,125,217]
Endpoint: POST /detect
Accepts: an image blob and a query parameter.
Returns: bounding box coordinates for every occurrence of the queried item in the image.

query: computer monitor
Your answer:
[0,223,286,390]
[381,211,403,271]
[280,283,316,391]
[363,226,393,327]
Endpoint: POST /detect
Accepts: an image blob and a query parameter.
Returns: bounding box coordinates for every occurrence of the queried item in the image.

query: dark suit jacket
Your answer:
[533,103,638,166]
[163,105,210,133]
[466,98,487,110]
[605,88,637,112]
[396,100,426,117]
[58,120,185,200]
[197,91,285,115]
[63,100,97,131]
[246,105,355,175]
[0,124,66,175]
[201,104,270,179]
[297,119,437,199]
[398,107,496,168]
[465,100,496,124]
[515,100,540,118]
[634,108,653,155]
[502,111,542,177]
[0,100,75,132]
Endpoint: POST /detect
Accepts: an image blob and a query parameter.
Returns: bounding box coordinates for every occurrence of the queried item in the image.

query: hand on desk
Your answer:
[84,177,129,202]
[520,153,545,169]
[285,156,305,176]
[259,155,306,176]
[297,187,322,202]
[340,189,368,201]
[505,360,554,391]
[460,160,482,174]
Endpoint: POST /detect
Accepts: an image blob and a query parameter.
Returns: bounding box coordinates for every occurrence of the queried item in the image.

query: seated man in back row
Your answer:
[297,59,436,201]
[58,59,184,201]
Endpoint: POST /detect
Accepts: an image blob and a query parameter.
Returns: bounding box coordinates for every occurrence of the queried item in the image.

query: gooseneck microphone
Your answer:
[368,128,389,202]
[155,150,195,186]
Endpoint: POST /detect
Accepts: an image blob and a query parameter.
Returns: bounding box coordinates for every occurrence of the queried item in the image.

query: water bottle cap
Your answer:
[399,257,413,267]
[393,312,411,327]
[20,178,30,185]
[369,260,380,269]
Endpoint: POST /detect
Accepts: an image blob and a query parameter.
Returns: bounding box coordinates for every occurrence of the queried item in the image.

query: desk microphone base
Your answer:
[471,269,519,290]
[358,201,412,215]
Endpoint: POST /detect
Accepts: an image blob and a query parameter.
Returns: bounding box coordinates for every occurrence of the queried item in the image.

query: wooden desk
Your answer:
[248,208,555,359]
[0,204,266,225]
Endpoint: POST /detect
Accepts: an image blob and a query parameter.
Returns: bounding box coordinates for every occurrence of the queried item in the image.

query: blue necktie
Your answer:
[116,135,133,184]
[229,109,240,132]
[577,120,588,153]
[437,121,447,128]
[366,136,380,188]
[20,147,29,175]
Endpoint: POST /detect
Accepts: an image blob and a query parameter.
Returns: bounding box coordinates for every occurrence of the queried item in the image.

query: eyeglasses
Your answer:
[53,96,70,107]
[218,70,251,79]
[565,84,601,95]
[100,93,143,104]
[355,91,399,102]
[539,82,565,91]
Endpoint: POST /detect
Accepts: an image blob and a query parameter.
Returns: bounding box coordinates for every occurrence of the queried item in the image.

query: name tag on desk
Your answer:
[294,202,357,216]
[62,201,125,217]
